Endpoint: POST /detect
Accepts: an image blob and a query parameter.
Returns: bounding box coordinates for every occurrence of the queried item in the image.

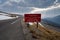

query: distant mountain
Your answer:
[0,11,23,17]
[0,11,8,14]
[42,15,60,27]
[47,15,60,24]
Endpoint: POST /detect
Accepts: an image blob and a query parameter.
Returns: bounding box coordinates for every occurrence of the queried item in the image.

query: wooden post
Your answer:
[37,22,38,28]
[27,22,29,28]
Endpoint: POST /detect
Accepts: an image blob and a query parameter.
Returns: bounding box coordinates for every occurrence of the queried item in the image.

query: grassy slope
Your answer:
[27,23,60,40]
[21,19,60,40]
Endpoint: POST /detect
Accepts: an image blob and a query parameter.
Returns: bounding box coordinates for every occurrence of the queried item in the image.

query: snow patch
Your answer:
[0,15,16,20]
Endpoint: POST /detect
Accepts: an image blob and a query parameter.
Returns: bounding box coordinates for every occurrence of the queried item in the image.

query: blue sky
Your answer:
[0,0,60,18]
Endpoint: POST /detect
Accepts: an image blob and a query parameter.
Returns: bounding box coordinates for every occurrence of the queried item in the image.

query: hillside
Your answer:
[47,15,60,24]
[42,15,60,27]
[21,20,60,40]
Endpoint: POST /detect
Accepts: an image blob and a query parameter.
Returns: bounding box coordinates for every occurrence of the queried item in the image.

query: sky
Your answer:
[0,0,60,18]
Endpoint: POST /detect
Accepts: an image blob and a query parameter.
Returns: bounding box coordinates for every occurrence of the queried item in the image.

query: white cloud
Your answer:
[0,0,24,7]
[9,0,21,3]
[0,1,12,7]
[29,4,60,13]
[54,0,58,4]
[5,1,12,6]
[28,3,60,18]
[0,0,25,7]
[9,0,25,3]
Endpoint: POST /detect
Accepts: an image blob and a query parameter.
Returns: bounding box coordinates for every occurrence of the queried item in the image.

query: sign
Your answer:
[24,14,41,22]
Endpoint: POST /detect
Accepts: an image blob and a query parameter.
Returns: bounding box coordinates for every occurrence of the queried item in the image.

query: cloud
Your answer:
[2,0,55,8]
[0,0,25,9]
[9,0,25,3]
[0,0,57,8]
[28,3,60,18]
[54,0,58,4]
[9,0,21,3]
[23,0,55,8]
[0,1,12,7]
[0,0,24,7]
[29,4,60,13]
[0,0,60,16]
